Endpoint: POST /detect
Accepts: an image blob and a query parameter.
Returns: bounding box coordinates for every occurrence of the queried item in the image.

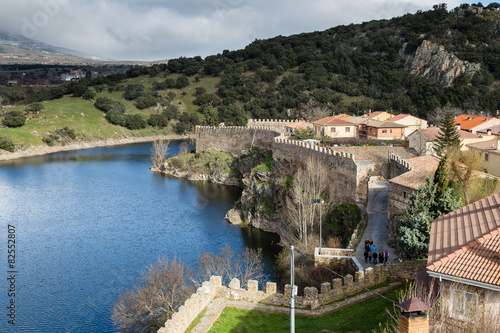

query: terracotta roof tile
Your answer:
[365,120,406,128]
[285,121,312,129]
[386,114,411,122]
[388,155,440,189]
[455,115,494,131]
[427,192,500,278]
[313,115,355,126]
[427,229,500,286]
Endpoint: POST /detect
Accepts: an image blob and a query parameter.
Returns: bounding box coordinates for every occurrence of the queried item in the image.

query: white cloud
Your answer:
[0,0,465,61]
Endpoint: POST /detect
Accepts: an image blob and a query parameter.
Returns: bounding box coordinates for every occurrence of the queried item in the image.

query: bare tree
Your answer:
[112,257,194,333]
[285,156,332,250]
[151,139,169,169]
[193,244,265,288]
[448,149,481,205]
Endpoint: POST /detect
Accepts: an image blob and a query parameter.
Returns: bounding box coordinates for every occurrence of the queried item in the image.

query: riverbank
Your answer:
[0,133,191,161]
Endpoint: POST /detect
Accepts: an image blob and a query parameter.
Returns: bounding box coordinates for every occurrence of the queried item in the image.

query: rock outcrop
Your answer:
[403,40,481,87]
[151,163,240,186]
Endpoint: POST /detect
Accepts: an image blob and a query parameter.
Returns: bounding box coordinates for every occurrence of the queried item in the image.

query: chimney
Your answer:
[496,140,500,151]
[496,110,499,116]
[368,108,372,116]
[456,123,461,130]
[397,298,430,333]
[487,129,492,135]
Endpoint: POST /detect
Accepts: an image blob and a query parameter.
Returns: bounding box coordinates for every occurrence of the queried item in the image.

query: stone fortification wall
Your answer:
[271,138,362,206]
[159,264,387,332]
[248,119,301,131]
[390,153,412,179]
[195,126,281,156]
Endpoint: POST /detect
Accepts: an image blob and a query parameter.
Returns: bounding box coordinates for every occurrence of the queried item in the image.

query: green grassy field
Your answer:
[207,288,402,333]
[0,73,223,149]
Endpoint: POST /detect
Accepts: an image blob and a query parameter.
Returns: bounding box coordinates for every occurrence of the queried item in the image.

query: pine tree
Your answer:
[433,154,449,201]
[433,110,461,157]
[397,177,462,259]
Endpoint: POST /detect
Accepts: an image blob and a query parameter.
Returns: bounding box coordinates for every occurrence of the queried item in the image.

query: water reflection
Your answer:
[0,141,280,332]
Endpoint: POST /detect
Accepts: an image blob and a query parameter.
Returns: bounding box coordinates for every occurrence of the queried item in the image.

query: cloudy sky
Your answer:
[0,1,483,61]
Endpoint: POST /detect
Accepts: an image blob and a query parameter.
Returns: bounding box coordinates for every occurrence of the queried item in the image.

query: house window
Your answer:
[403,191,407,199]
[450,289,478,319]
[345,127,350,132]
[485,153,489,162]
[331,127,336,133]
[382,130,387,134]
[390,129,392,134]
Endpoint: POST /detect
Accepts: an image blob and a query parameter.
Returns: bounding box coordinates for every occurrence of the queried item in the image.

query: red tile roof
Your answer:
[313,116,355,126]
[389,155,441,189]
[455,115,494,131]
[386,114,411,122]
[427,192,500,287]
[285,121,312,129]
[427,230,500,286]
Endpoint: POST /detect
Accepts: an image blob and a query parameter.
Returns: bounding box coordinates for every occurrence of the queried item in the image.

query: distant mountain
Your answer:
[0,31,106,63]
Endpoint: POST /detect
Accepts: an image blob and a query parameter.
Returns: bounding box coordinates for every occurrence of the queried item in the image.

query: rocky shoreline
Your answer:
[150,164,241,186]
[0,133,190,161]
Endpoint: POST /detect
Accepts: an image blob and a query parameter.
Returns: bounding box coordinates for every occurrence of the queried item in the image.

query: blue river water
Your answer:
[0,141,280,332]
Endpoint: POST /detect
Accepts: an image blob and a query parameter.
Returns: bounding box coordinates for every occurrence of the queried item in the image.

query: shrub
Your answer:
[95,97,125,113]
[124,114,147,130]
[148,114,169,128]
[0,136,15,152]
[135,95,158,110]
[2,111,26,128]
[105,110,126,126]
[25,102,44,113]
[123,84,145,100]
[42,134,60,146]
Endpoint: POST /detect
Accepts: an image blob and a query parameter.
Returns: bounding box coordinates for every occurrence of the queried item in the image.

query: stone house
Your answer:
[386,114,428,137]
[388,155,441,219]
[408,128,491,156]
[467,139,500,178]
[312,115,357,139]
[426,192,500,326]
[454,115,500,134]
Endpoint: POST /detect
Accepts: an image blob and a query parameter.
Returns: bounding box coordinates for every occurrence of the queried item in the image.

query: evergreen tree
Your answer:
[433,154,449,201]
[433,110,461,157]
[397,177,462,259]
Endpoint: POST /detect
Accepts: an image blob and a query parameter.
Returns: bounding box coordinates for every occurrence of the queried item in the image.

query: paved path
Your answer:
[354,179,398,271]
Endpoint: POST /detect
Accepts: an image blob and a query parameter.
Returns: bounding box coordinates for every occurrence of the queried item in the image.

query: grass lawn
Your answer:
[208,288,401,333]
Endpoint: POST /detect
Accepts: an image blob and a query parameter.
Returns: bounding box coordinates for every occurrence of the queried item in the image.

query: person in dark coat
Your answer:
[380,251,384,264]
[372,251,378,264]
[364,251,368,263]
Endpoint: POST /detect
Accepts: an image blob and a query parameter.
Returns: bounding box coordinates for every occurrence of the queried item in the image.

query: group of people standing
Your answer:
[363,239,389,265]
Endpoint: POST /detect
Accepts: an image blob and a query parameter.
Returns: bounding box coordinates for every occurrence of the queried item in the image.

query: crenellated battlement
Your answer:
[248,119,301,125]
[273,137,356,162]
[389,153,413,179]
[195,125,280,132]
[159,264,386,333]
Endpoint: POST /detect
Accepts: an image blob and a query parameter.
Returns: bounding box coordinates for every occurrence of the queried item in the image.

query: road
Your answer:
[354,179,397,270]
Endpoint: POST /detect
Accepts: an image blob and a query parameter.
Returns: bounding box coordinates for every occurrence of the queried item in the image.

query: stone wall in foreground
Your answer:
[159,264,387,333]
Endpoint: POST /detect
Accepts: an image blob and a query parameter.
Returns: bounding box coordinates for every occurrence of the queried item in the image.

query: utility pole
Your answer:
[290,245,295,333]
[313,199,324,253]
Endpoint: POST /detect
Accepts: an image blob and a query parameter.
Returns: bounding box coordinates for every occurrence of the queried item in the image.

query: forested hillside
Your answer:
[1,4,499,149]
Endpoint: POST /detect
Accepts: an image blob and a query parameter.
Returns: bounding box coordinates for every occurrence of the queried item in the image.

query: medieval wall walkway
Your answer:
[189,282,401,333]
[354,179,398,270]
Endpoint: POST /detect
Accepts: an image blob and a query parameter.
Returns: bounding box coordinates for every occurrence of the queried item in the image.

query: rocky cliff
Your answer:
[403,40,481,87]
